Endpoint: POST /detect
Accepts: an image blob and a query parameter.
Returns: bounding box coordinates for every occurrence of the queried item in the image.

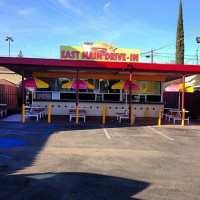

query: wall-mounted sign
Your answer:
[60,42,140,62]
[35,92,52,100]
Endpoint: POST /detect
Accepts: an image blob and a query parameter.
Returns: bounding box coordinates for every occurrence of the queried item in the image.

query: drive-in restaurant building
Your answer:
[1,42,200,122]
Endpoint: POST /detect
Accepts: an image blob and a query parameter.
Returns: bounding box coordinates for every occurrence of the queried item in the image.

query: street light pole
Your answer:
[6,36,14,57]
[196,37,200,65]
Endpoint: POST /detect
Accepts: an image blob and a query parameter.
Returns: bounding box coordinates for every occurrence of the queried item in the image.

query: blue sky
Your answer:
[0,0,199,64]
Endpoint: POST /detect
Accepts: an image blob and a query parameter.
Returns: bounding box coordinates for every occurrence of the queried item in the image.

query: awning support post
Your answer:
[182,74,185,110]
[129,70,133,123]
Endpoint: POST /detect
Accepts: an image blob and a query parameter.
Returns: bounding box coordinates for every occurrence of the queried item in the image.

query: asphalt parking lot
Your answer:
[0,121,200,200]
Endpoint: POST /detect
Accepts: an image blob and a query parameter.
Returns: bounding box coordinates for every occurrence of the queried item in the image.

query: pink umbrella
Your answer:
[111,80,140,90]
[62,80,94,89]
[112,80,140,108]
[19,78,49,88]
[165,83,194,109]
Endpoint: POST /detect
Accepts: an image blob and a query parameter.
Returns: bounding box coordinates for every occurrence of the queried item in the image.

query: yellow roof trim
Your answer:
[32,72,165,81]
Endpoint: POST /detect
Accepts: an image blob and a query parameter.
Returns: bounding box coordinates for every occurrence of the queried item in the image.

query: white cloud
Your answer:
[18,8,35,15]
[57,0,82,15]
[103,2,111,12]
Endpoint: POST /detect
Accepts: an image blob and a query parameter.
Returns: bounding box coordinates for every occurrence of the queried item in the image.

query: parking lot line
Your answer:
[148,126,174,141]
[101,125,111,139]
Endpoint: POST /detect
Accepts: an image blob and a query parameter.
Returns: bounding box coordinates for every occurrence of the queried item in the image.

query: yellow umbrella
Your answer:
[62,80,94,89]
[19,78,49,88]
[111,81,140,108]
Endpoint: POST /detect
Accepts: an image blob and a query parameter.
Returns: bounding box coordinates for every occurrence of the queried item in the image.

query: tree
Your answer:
[176,0,184,64]
[17,50,23,58]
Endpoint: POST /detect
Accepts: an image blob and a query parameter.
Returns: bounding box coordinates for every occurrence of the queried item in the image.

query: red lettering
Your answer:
[82,51,89,59]
[130,54,139,62]
[105,53,110,60]
[71,51,75,59]
[117,53,122,61]
[66,51,72,58]
[96,52,103,60]
[75,51,80,59]
[122,53,126,61]
[61,50,67,58]
[89,52,94,59]
[110,53,117,60]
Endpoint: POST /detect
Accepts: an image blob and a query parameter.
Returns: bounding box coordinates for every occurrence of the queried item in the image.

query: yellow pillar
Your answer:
[130,107,134,124]
[182,108,185,126]
[22,104,25,123]
[48,105,51,123]
[145,108,150,117]
[103,107,105,124]
[158,108,162,126]
[76,106,79,123]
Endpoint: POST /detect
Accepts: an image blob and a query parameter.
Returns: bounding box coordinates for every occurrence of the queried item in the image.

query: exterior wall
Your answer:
[0,84,19,110]
[33,101,164,117]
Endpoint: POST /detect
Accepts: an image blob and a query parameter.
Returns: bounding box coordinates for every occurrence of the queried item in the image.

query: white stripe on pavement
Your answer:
[101,125,111,139]
[148,126,174,141]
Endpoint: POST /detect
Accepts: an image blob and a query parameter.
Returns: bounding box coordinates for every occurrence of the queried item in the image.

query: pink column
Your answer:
[182,74,185,110]
[129,71,133,122]
[76,69,80,107]
[22,68,25,104]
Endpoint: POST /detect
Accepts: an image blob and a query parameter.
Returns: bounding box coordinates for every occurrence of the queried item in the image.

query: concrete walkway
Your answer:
[0,114,21,122]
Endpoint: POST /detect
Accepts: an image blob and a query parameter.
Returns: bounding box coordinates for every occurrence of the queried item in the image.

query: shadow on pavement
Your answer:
[0,121,150,199]
[0,172,150,200]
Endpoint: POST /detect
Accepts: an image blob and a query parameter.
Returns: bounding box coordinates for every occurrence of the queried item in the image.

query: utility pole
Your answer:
[196,37,200,65]
[6,36,14,57]
[151,49,153,63]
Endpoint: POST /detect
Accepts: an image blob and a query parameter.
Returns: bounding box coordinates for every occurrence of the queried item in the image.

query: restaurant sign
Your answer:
[60,42,140,62]
[35,92,52,100]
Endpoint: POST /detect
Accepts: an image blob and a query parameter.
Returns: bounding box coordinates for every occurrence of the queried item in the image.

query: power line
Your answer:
[141,27,200,55]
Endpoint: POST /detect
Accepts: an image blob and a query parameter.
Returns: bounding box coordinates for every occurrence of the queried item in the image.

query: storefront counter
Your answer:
[33,100,164,117]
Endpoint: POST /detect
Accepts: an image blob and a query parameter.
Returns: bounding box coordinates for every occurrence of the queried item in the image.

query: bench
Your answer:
[116,112,136,123]
[0,110,3,117]
[68,108,87,122]
[25,110,41,121]
[172,116,190,124]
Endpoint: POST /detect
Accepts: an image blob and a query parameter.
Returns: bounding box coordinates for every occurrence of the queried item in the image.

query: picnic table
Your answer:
[68,106,87,122]
[0,104,7,117]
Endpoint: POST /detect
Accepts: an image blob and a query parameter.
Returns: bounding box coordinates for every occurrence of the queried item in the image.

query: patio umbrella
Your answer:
[19,78,49,88]
[19,78,49,104]
[111,80,140,108]
[165,83,194,109]
[62,80,94,89]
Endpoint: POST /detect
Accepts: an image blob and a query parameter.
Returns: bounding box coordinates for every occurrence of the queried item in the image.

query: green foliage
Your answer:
[176,0,184,64]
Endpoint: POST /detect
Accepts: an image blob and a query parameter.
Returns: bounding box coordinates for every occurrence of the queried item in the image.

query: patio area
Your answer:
[0,113,199,126]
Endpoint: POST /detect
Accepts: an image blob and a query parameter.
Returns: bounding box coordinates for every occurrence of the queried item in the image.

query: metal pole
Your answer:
[129,70,133,123]
[76,69,79,107]
[182,74,185,110]
[151,50,153,63]
[76,69,79,123]
[22,68,25,104]
[196,43,199,65]
[9,40,10,57]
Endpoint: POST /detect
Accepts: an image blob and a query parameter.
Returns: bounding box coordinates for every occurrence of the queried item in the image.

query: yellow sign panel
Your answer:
[60,42,140,62]
[127,81,161,95]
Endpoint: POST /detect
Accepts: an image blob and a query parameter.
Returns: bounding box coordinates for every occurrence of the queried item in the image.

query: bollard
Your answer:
[158,108,162,126]
[131,107,134,124]
[103,107,106,124]
[76,106,79,123]
[182,109,185,126]
[48,105,51,123]
[22,104,25,123]
[105,107,108,116]
[145,108,150,117]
